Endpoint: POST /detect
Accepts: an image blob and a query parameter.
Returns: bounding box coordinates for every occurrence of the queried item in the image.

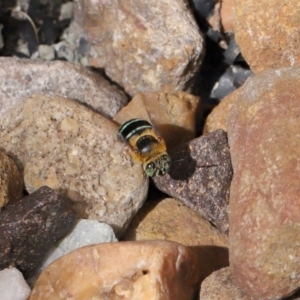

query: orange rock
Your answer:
[220,0,234,33]
[30,241,201,300]
[114,91,200,152]
[235,0,300,73]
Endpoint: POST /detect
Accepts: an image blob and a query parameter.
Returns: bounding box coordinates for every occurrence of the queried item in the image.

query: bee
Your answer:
[118,118,171,177]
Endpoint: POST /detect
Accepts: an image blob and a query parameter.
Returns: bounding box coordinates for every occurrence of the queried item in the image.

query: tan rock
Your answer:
[200,267,250,300]
[235,0,300,73]
[0,95,148,236]
[0,151,23,208]
[203,88,238,134]
[30,241,201,300]
[74,0,204,96]
[123,198,229,283]
[0,57,127,118]
[123,198,228,247]
[220,0,234,33]
[114,91,200,151]
[228,67,300,299]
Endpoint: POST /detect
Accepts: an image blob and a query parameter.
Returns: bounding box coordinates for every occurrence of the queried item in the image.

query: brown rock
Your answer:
[203,88,238,134]
[0,151,23,208]
[235,0,300,73]
[154,130,232,234]
[123,198,229,283]
[74,0,204,96]
[30,241,201,300]
[200,267,250,300]
[228,67,300,299]
[0,57,127,118]
[220,0,234,32]
[114,91,201,151]
[0,186,77,277]
[0,95,148,236]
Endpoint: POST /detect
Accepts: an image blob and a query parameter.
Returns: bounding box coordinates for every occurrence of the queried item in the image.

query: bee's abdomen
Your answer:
[136,135,158,154]
[118,118,152,141]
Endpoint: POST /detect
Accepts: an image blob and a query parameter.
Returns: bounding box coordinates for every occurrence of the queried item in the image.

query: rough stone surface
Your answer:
[0,186,77,277]
[74,0,204,96]
[228,67,300,299]
[235,0,300,73]
[30,241,201,300]
[0,151,23,209]
[0,95,148,236]
[0,267,31,300]
[200,267,250,300]
[154,130,232,234]
[203,88,238,134]
[220,0,234,32]
[123,197,229,283]
[0,57,127,118]
[114,91,201,152]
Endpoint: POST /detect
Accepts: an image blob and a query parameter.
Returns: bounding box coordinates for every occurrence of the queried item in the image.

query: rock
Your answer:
[200,267,250,300]
[0,57,127,118]
[114,91,200,152]
[29,220,117,285]
[0,186,77,277]
[0,267,31,300]
[38,220,117,273]
[38,45,55,61]
[30,241,201,300]
[0,95,148,236]
[53,41,74,62]
[220,0,234,32]
[123,198,229,282]
[74,0,204,96]
[228,67,300,299]
[154,130,232,234]
[235,0,300,73]
[59,2,74,21]
[203,88,238,134]
[0,151,23,209]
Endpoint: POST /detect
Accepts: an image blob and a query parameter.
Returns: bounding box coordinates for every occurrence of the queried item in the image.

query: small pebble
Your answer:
[38,44,55,61]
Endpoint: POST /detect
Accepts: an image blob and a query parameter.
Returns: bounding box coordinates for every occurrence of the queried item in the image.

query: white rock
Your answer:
[0,268,31,300]
[38,44,55,61]
[59,2,74,20]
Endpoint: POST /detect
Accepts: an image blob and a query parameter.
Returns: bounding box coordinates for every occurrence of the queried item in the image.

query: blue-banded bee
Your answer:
[118,119,171,177]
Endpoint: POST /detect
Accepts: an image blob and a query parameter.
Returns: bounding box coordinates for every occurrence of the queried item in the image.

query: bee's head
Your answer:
[143,154,171,177]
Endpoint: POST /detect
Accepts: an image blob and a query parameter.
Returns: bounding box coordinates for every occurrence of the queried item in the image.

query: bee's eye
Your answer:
[144,162,156,177]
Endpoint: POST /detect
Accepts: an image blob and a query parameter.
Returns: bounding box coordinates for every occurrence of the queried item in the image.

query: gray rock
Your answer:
[38,44,55,61]
[0,186,77,277]
[74,0,204,96]
[0,268,31,300]
[0,57,127,118]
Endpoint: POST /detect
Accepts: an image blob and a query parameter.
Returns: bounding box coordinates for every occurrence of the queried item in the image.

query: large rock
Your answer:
[0,151,23,208]
[228,67,300,299]
[235,0,300,73]
[74,0,204,96]
[0,95,148,236]
[0,186,77,277]
[0,57,127,118]
[30,241,201,300]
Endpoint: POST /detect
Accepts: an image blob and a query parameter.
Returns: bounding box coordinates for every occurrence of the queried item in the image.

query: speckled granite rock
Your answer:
[0,94,148,236]
[74,0,204,96]
[0,151,23,208]
[30,241,201,300]
[0,186,77,277]
[228,67,300,299]
[114,91,200,151]
[235,0,300,73]
[200,267,250,300]
[0,57,127,118]
[154,130,232,234]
